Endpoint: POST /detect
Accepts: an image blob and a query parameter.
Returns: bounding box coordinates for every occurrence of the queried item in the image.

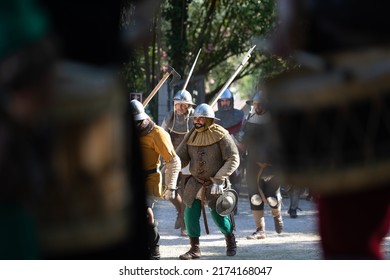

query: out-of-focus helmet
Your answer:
[252,91,265,103]
[191,103,220,120]
[173,90,196,105]
[219,88,233,100]
[130,99,149,121]
[217,88,234,111]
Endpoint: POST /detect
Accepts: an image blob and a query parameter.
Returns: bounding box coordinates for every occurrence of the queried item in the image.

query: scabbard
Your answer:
[201,186,209,234]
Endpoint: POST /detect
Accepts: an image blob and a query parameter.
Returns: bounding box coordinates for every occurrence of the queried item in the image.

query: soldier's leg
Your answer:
[247,210,266,239]
[170,173,183,230]
[246,163,266,239]
[264,179,284,234]
[146,201,160,260]
[183,199,202,237]
[178,174,189,236]
[170,194,183,227]
[179,200,202,260]
[210,209,236,256]
[287,186,301,218]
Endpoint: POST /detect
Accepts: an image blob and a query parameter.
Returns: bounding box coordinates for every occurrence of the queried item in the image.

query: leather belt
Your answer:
[145,168,157,175]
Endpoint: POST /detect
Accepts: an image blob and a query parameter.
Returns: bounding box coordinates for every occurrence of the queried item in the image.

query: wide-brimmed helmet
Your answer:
[191,103,220,120]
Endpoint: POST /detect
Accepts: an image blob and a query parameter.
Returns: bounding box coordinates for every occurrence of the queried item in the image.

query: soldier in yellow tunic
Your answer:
[130,99,181,260]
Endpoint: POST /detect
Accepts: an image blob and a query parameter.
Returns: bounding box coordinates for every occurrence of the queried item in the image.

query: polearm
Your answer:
[209,45,256,108]
[182,48,202,91]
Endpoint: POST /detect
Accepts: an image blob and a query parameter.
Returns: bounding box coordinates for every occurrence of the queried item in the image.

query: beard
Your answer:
[194,122,205,129]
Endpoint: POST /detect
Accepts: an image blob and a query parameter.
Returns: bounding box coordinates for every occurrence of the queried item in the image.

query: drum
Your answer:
[265,47,390,194]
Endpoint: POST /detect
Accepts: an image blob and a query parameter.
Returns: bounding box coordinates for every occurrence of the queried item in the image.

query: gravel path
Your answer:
[154,187,390,260]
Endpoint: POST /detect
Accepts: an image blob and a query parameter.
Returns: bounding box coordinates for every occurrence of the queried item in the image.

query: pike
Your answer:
[143,65,181,107]
[209,45,256,107]
[182,48,202,91]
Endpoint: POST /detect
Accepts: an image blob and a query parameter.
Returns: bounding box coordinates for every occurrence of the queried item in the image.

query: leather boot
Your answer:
[225,233,237,256]
[247,210,266,239]
[148,222,160,260]
[179,237,201,260]
[271,208,284,234]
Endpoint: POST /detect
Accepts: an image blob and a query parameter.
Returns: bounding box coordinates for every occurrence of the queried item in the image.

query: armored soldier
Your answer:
[236,91,284,239]
[130,99,181,260]
[161,90,195,147]
[215,88,245,198]
[176,103,240,260]
[161,89,195,236]
[215,88,245,135]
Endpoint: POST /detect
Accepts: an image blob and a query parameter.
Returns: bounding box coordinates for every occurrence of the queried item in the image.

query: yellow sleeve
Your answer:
[154,126,176,163]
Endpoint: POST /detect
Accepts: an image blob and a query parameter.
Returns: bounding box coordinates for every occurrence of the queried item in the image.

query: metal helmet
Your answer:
[130,99,149,121]
[192,103,220,120]
[219,88,233,100]
[252,91,265,103]
[173,89,195,105]
[217,88,234,111]
[216,189,238,216]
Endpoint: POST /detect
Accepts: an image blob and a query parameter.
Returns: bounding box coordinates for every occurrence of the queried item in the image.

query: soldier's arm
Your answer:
[213,135,240,184]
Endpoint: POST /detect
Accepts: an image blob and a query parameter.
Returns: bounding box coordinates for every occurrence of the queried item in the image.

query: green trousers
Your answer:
[184,199,233,237]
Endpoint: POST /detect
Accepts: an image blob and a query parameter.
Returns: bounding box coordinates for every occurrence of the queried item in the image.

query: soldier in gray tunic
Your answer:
[176,103,240,260]
[161,89,195,236]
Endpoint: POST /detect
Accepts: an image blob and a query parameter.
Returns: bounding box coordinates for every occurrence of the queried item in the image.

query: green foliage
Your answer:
[162,0,286,100]
[121,0,288,104]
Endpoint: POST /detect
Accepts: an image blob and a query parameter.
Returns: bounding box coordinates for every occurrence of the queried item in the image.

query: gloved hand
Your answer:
[210,177,224,195]
[210,185,223,194]
[210,184,224,195]
[163,188,176,200]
